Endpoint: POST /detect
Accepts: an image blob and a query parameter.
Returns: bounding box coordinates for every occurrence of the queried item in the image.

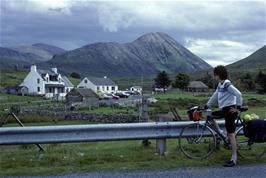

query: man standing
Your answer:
[206,65,242,167]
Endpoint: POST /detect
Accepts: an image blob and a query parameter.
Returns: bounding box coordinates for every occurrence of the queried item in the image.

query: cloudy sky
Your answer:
[1,0,265,66]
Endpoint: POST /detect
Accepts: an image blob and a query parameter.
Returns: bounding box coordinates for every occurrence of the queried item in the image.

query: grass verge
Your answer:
[0,139,266,176]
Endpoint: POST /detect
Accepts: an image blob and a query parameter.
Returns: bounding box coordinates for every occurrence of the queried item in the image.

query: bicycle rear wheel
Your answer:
[236,126,266,159]
[179,123,216,159]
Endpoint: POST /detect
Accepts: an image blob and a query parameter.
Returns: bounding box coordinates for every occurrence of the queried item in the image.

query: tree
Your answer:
[172,72,190,90]
[240,73,255,91]
[256,71,266,93]
[70,72,80,79]
[199,72,215,89]
[154,71,171,93]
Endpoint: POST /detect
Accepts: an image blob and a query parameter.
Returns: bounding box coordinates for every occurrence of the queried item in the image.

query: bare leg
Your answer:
[228,133,237,163]
[211,119,223,133]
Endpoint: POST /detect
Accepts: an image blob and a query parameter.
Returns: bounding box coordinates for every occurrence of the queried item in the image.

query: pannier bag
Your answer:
[187,106,203,122]
[243,119,266,143]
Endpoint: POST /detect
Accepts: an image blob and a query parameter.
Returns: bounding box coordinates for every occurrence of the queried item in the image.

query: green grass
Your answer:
[0,93,44,103]
[2,120,97,127]
[0,139,265,176]
[0,69,28,88]
[0,91,266,176]
[151,90,266,119]
[68,77,81,86]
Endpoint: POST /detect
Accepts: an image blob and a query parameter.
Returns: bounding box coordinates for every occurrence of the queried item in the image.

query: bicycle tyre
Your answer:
[179,123,216,159]
[236,126,266,159]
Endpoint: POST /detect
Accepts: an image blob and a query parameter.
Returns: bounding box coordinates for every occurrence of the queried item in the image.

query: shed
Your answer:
[4,86,28,95]
[66,88,99,108]
[187,81,209,92]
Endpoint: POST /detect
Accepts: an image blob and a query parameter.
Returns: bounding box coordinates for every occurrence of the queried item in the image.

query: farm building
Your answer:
[66,88,99,108]
[187,81,209,92]
[77,76,118,94]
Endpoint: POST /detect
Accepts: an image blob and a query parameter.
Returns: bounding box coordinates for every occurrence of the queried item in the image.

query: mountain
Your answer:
[10,43,66,62]
[0,47,39,69]
[48,32,211,77]
[227,45,266,69]
[192,45,266,82]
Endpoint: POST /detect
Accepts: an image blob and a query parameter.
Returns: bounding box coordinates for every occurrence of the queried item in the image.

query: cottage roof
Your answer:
[188,81,209,89]
[86,77,117,86]
[74,88,99,98]
[37,69,58,78]
[5,86,28,90]
[62,76,74,87]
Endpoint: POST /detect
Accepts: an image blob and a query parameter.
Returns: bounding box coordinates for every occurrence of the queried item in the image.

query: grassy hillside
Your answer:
[228,45,266,69]
[0,70,28,88]
[192,45,266,80]
[0,69,156,91]
[0,69,82,89]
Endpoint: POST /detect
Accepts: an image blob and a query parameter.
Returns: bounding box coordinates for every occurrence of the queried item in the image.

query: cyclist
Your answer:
[205,65,242,167]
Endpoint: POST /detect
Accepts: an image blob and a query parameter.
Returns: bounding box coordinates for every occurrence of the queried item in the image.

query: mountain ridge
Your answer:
[48,32,212,77]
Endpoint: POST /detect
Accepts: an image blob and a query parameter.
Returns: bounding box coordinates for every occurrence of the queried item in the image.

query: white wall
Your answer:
[20,70,45,95]
[20,66,71,97]
[77,77,118,93]
[77,78,97,92]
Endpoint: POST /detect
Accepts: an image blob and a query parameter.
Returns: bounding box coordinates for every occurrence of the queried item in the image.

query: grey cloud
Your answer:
[0,0,265,65]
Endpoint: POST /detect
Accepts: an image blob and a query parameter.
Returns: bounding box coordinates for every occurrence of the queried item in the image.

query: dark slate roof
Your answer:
[62,76,74,87]
[86,77,117,86]
[5,86,28,90]
[188,81,209,89]
[74,88,99,98]
[37,69,58,79]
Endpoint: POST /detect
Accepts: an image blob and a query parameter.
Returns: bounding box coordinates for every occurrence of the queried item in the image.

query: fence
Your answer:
[0,119,230,155]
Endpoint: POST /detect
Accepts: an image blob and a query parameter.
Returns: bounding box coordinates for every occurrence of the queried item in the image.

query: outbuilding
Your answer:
[66,88,99,108]
[187,81,209,92]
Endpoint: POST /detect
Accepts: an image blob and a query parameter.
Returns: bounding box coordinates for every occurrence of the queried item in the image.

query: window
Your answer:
[112,86,115,91]
[107,86,109,91]
[97,86,100,91]
[37,87,40,92]
[102,86,104,90]
[84,79,87,83]
[37,78,40,84]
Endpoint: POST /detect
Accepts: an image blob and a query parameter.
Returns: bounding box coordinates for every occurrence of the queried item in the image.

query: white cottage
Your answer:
[20,65,74,99]
[77,76,118,94]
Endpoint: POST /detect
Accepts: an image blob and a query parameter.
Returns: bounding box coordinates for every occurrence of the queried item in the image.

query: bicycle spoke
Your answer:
[179,123,216,159]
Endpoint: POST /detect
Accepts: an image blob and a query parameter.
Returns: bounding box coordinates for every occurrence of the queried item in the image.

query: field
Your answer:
[0,140,266,176]
[0,90,266,176]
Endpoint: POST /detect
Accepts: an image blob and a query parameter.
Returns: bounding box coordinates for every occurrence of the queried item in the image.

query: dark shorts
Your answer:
[211,105,238,134]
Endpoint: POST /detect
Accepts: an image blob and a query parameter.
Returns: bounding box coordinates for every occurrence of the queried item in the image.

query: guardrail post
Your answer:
[156,137,166,156]
[156,115,172,156]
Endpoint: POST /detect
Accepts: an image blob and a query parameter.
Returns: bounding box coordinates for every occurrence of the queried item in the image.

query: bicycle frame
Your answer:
[197,109,246,146]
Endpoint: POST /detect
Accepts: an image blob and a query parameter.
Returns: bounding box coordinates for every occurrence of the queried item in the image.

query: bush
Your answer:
[70,72,81,79]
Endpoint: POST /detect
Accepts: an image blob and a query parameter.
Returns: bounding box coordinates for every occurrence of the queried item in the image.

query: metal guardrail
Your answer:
[0,120,229,155]
[0,121,228,145]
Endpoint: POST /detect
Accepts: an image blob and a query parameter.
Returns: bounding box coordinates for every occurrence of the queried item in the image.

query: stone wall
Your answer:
[20,108,146,123]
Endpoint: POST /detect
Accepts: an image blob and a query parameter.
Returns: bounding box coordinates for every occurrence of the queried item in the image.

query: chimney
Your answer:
[31,65,37,72]
[52,67,58,74]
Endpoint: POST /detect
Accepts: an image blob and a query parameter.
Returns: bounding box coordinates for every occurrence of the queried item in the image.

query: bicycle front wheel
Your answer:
[179,123,216,159]
[236,126,266,159]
